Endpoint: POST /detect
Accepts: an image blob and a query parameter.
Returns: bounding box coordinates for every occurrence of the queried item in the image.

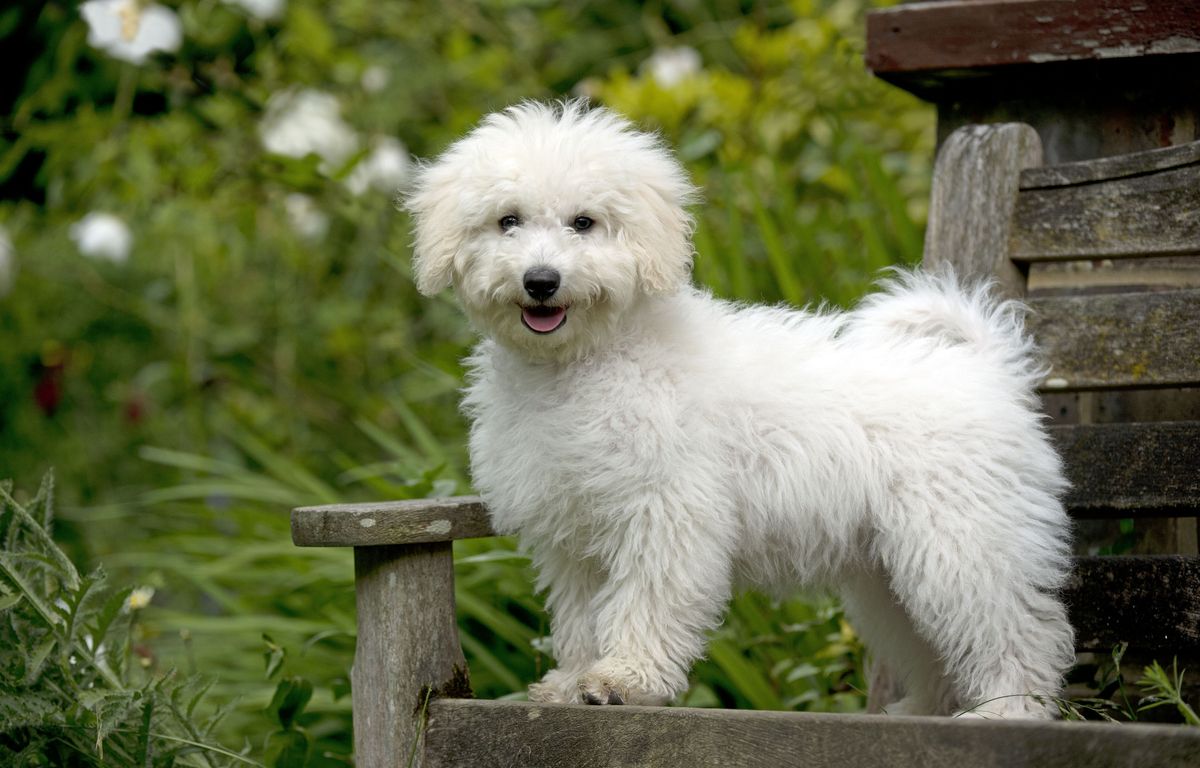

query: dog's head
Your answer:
[406,101,697,359]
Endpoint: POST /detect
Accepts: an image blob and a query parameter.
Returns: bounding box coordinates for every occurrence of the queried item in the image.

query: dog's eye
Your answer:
[572,216,594,232]
[499,214,520,231]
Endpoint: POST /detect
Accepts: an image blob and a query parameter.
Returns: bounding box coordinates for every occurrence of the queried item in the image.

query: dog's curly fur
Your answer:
[407,101,1075,717]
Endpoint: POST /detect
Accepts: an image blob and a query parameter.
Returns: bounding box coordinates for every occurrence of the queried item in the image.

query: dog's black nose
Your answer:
[523,268,560,302]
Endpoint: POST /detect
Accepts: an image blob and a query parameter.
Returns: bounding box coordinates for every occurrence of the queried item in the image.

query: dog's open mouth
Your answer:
[521,305,568,334]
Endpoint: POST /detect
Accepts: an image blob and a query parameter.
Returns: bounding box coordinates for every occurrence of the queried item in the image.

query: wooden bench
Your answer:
[293,128,1200,766]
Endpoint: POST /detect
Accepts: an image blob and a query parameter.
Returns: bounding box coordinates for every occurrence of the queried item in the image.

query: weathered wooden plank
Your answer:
[1051,422,1200,518]
[1028,290,1200,390]
[1027,256,1200,298]
[292,496,494,546]
[1012,164,1200,261]
[866,1,1200,75]
[423,699,1200,768]
[923,123,1041,298]
[1066,556,1200,654]
[1020,139,1200,189]
[354,544,470,768]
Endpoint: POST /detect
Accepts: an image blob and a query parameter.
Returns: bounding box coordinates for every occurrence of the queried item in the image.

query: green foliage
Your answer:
[1138,659,1200,727]
[0,474,249,766]
[1051,644,1199,726]
[596,0,931,306]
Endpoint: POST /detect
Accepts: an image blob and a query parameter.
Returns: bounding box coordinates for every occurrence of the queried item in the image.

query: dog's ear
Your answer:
[404,163,466,296]
[622,158,698,295]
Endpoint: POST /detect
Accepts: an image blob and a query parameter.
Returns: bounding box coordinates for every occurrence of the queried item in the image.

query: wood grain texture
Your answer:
[1011,164,1200,261]
[292,496,494,546]
[423,699,1200,768]
[1051,422,1200,518]
[866,1,1200,75]
[1020,139,1200,189]
[923,123,1041,297]
[1028,290,1200,390]
[1065,556,1200,653]
[353,544,470,768]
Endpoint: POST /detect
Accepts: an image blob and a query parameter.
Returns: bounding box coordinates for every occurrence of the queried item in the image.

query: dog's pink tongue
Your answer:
[522,306,567,333]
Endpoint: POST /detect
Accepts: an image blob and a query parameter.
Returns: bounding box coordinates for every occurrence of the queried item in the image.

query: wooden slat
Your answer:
[424,699,1200,768]
[1028,290,1200,390]
[1051,422,1200,518]
[1027,256,1200,298]
[1066,556,1200,654]
[866,1,1200,75]
[291,496,494,547]
[1011,163,1200,261]
[1020,140,1200,189]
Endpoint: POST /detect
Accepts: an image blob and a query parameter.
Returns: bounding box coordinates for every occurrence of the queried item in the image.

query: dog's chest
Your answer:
[465,351,689,534]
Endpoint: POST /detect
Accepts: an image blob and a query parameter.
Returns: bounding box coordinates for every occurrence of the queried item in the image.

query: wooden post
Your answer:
[923,123,1042,298]
[352,543,469,768]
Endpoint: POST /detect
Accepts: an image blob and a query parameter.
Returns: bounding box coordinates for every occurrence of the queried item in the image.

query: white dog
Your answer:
[406,101,1074,718]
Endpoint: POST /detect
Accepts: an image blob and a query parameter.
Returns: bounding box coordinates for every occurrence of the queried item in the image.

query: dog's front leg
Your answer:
[577,493,734,706]
[526,547,607,704]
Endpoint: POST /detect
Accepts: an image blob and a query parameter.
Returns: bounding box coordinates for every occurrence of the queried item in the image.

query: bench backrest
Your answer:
[924,124,1200,659]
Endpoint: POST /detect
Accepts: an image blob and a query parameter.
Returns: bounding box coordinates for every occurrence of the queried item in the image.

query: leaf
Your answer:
[265,727,312,768]
[78,688,141,755]
[136,696,154,768]
[263,633,286,680]
[92,585,135,650]
[267,677,313,731]
[31,470,55,531]
[0,482,78,590]
[24,634,57,686]
[707,638,784,711]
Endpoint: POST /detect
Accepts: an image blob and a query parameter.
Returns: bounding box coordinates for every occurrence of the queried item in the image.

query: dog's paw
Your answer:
[577,671,628,705]
[527,669,578,703]
[527,681,570,704]
[576,658,672,706]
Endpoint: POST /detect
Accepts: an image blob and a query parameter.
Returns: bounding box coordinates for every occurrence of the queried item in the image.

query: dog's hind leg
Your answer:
[875,480,1074,719]
[840,567,955,715]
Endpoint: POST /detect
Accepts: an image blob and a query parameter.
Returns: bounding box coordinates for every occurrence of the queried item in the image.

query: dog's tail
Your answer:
[850,267,1045,390]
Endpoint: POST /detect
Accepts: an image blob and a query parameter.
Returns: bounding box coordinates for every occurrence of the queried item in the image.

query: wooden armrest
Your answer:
[291,495,496,547]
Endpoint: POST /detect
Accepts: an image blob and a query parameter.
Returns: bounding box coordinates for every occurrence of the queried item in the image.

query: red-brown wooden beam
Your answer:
[866,0,1200,75]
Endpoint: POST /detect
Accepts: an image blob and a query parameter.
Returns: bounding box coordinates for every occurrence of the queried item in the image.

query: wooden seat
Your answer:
[293,129,1200,767]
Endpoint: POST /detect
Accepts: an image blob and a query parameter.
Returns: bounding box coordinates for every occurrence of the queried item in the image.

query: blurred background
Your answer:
[1,0,932,764]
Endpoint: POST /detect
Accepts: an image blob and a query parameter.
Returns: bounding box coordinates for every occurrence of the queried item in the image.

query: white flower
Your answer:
[80,0,182,65]
[361,65,389,94]
[124,586,155,612]
[345,136,411,196]
[0,226,15,296]
[641,46,702,88]
[284,193,329,241]
[222,0,286,21]
[259,88,359,174]
[70,212,132,264]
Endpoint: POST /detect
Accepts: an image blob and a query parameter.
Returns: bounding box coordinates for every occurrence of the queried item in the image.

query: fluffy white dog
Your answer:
[406,101,1074,718]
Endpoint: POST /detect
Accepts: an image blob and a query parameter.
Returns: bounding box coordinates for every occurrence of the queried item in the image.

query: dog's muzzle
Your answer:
[521,268,567,333]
